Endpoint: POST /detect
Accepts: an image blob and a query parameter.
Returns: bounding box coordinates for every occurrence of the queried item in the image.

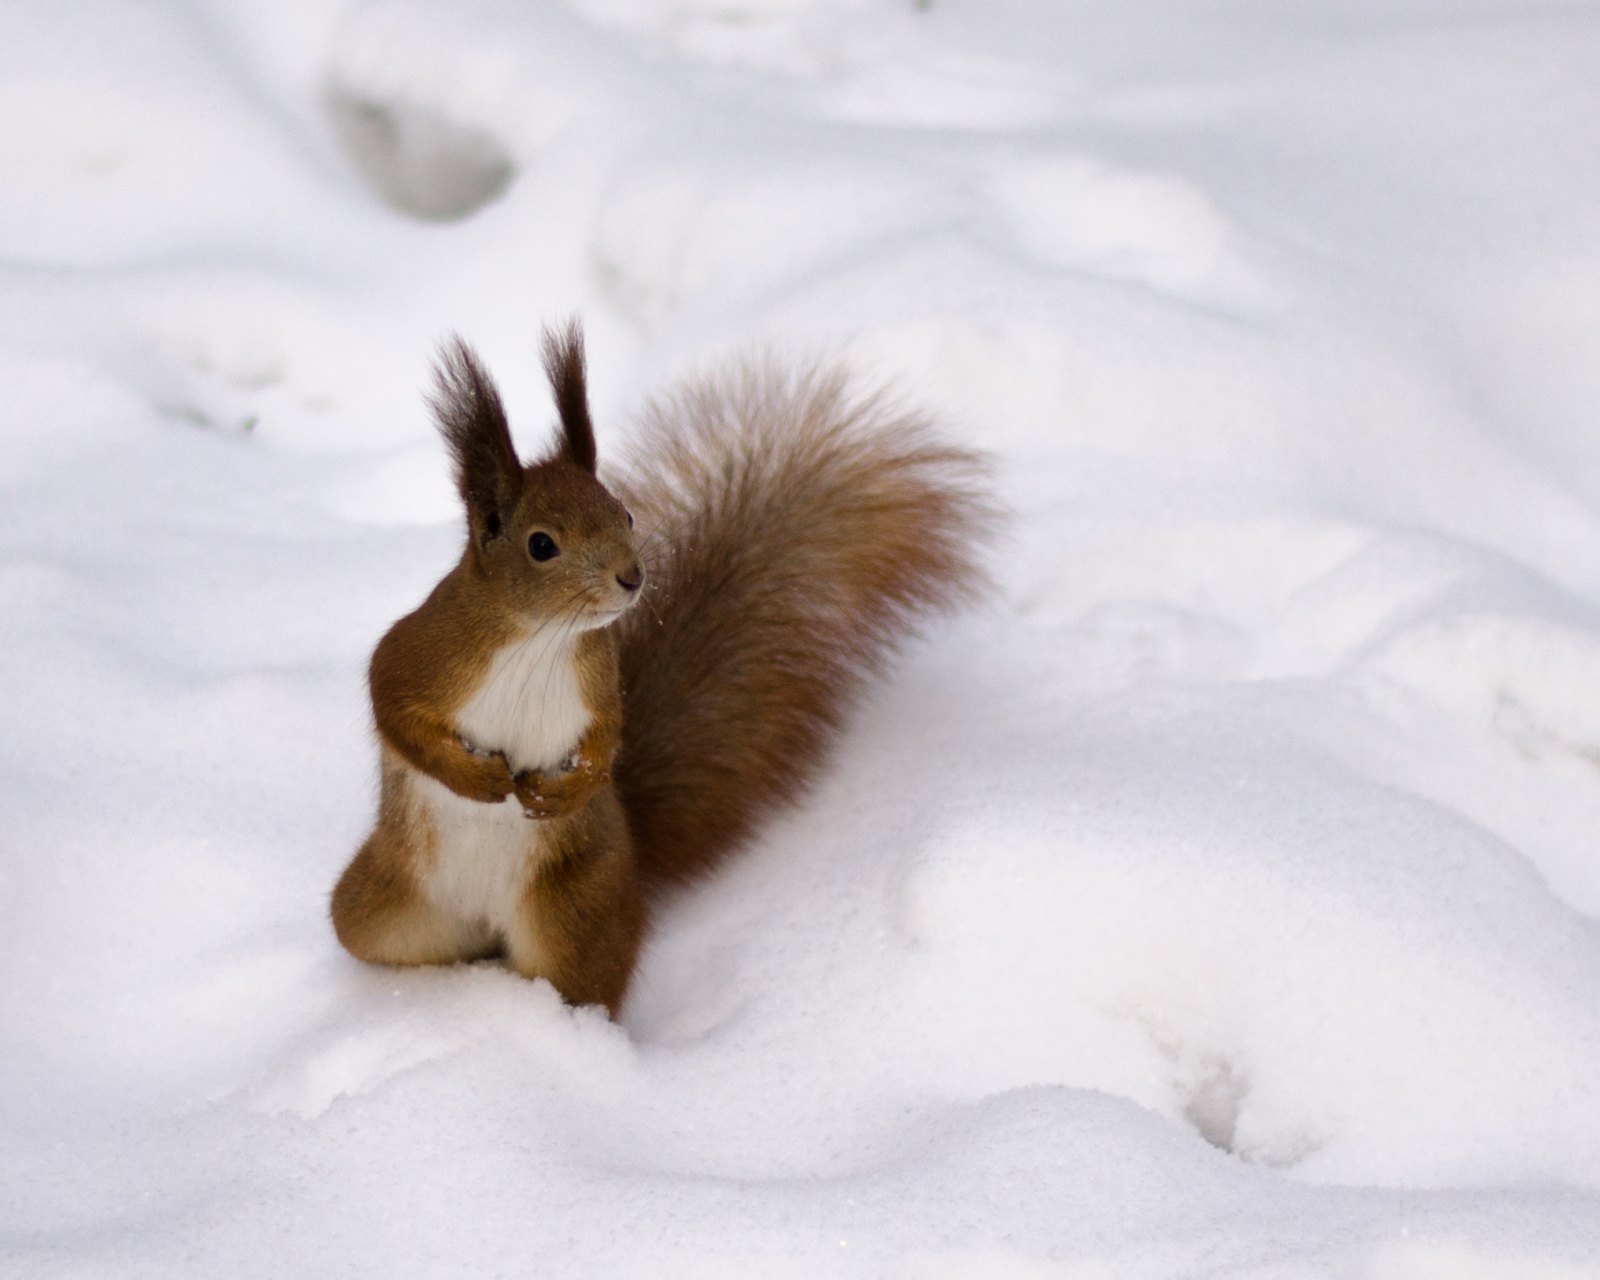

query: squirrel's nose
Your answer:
[616,564,644,592]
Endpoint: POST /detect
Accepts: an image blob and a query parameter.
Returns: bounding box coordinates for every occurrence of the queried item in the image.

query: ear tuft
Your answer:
[430,337,522,539]
[541,319,597,474]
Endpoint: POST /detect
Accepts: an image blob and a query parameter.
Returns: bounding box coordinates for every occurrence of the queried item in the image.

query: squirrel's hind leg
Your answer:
[505,791,643,1015]
[332,833,498,967]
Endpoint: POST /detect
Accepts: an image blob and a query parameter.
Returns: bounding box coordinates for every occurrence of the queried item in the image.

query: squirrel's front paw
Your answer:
[460,752,516,804]
[515,759,609,820]
[514,769,561,819]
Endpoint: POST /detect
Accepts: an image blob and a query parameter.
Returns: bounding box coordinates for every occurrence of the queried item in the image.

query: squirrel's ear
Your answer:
[431,337,523,544]
[541,319,598,474]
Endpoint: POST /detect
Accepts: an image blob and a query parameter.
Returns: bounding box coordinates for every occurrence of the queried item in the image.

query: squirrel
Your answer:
[331,321,993,1014]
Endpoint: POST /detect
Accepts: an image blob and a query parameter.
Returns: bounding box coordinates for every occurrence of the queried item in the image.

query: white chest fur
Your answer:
[456,628,592,773]
[413,630,594,929]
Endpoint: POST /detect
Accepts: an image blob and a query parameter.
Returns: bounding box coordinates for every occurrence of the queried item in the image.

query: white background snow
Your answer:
[4,0,1600,1275]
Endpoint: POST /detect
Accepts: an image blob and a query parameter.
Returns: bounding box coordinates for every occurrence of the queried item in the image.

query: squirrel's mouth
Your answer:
[583,594,641,628]
[602,570,646,610]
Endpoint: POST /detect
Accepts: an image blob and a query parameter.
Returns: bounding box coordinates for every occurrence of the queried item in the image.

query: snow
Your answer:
[5,0,1600,1275]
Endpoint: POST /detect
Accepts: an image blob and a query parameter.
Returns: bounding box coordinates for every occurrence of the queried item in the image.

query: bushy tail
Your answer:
[610,357,997,889]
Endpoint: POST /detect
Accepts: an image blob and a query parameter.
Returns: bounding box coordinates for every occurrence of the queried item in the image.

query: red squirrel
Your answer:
[332,322,993,1013]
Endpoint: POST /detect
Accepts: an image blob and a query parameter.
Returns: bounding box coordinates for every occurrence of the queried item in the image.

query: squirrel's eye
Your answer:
[528,532,559,561]
[625,509,634,529]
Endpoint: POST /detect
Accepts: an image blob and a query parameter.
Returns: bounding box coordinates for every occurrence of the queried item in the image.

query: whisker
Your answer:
[505,584,594,762]
[538,602,593,762]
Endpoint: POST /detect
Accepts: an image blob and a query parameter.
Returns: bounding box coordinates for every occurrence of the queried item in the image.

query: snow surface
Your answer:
[5,0,1600,1275]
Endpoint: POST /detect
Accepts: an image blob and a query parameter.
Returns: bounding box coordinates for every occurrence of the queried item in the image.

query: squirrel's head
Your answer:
[431,324,644,630]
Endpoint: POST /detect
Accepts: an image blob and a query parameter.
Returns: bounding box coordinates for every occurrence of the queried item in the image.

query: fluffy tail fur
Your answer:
[610,358,997,889]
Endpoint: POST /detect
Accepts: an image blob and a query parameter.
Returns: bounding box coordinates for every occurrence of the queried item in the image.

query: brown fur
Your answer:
[611,358,996,889]
[332,329,994,1013]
